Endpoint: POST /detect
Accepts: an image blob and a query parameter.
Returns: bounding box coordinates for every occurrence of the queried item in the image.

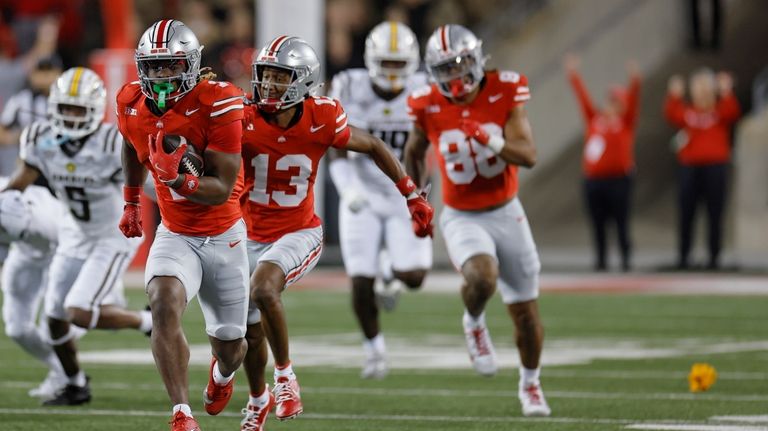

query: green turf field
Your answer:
[1,285,767,430]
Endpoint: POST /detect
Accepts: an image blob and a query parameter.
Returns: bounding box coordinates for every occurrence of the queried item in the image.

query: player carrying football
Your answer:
[116,20,249,431]
[327,21,433,379]
[2,67,152,406]
[404,24,551,417]
[237,36,434,431]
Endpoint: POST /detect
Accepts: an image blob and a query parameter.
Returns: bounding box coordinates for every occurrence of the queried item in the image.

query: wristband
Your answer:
[487,135,505,154]
[123,186,142,204]
[395,176,417,197]
[174,174,199,197]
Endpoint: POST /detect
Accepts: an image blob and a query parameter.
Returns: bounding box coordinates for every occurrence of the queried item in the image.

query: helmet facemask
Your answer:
[252,63,306,114]
[136,53,199,108]
[428,50,484,98]
[48,68,106,140]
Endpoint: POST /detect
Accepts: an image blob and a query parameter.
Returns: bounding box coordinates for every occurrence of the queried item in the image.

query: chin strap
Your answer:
[152,82,177,108]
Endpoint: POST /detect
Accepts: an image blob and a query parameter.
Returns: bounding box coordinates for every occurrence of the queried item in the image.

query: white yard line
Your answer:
[710,416,768,424]
[626,425,768,431]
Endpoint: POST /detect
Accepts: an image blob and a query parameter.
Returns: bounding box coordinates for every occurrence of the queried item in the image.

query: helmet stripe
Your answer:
[440,25,449,52]
[268,35,290,54]
[69,67,84,97]
[389,21,398,52]
[155,19,171,48]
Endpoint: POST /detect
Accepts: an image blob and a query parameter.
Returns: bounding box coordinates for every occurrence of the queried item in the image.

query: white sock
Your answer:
[519,366,541,386]
[172,404,192,417]
[274,362,295,380]
[138,310,153,333]
[213,361,234,385]
[68,370,87,387]
[248,385,271,408]
[363,334,386,357]
[463,310,486,328]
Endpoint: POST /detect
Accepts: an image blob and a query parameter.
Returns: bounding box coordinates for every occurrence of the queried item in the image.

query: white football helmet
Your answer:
[48,67,106,139]
[364,21,420,91]
[424,24,487,98]
[252,36,322,113]
[135,20,203,107]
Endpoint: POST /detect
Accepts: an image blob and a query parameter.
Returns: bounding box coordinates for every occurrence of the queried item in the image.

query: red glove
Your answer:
[459,119,489,145]
[396,176,435,238]
[148,130,185,184]
[118,186,142,238]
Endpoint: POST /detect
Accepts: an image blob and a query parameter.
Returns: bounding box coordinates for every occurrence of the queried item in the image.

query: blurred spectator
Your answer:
[205,2,256,92]
[664,69,741,270]
[565,54,641,272]
[0,54,62,176]
[6,0,84,66]
[326,0,374,78]
[688,0,722,50]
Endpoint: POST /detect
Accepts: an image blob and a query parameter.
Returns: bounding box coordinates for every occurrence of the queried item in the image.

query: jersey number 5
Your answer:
[249,154,313,207]
[64,186,91,222]
[438,123,506,184]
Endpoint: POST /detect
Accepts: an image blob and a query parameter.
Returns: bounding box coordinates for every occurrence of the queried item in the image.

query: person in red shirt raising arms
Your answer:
[236,36,433,431]
[564,54,641,272]
[404,24,550,417]
[665,69,740,270]
[116,20,250,431]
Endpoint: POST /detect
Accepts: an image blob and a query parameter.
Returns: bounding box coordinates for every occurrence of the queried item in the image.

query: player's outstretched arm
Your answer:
[403,125,430,188]
[345,126,407,184]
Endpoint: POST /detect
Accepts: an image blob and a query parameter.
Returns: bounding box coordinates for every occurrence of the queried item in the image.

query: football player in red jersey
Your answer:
[115,20,249,431]
[237,36,433,430]
[404,24,551,417]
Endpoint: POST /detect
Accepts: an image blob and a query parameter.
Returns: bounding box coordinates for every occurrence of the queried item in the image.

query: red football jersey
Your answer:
[408,70,530,211]
[241,96,351,242]
[116,80,246,236]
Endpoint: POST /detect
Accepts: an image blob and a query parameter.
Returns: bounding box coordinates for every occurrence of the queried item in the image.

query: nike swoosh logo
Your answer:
[185,108,200,116]
[229,240,242,248]
[488,93,503,103]
[310,124,325,133]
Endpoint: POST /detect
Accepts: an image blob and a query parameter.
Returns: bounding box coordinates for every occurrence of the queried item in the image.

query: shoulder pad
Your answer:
[116,82,143,105]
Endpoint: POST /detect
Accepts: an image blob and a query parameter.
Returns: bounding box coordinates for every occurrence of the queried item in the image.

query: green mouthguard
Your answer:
[152,82,176,108]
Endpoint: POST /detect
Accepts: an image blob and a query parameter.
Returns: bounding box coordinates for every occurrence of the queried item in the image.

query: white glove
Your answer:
[340,187,368,213]
[0,190,31,241]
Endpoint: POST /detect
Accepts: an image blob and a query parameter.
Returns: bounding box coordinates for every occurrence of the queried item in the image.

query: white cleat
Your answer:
[28,370,68,400]
[360,354,387,379]
[374,279,404,312]
[519,383,551,417]
[462,317,498,377]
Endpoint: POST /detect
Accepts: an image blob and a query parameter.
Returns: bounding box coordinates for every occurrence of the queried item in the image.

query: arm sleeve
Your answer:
[717,93,742,125]
[207,120,243,154]
[331,100,351,149]
[567,71,597,121]
[664,95,687,128]
[623,75,641,127]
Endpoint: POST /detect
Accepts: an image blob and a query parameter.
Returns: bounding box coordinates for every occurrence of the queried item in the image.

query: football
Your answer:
[161,134,204,177]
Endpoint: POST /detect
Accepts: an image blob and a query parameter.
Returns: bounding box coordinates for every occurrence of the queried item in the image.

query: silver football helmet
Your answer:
[135,20,203,107]
[364,21,420,91]
[48,67,106,139]
[252,36,321,113]
[424,24,486,98]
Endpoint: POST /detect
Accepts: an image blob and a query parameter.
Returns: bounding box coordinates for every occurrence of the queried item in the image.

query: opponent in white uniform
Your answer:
[3,67,152,406]
[0,177,85,400]
[328,21,433,379]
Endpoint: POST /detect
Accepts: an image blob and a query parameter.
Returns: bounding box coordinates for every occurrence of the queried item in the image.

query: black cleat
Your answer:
[42,377,91,406]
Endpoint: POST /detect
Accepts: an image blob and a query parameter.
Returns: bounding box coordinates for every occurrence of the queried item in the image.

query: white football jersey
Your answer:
[19,121,124,239]
[329,68,428,196]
